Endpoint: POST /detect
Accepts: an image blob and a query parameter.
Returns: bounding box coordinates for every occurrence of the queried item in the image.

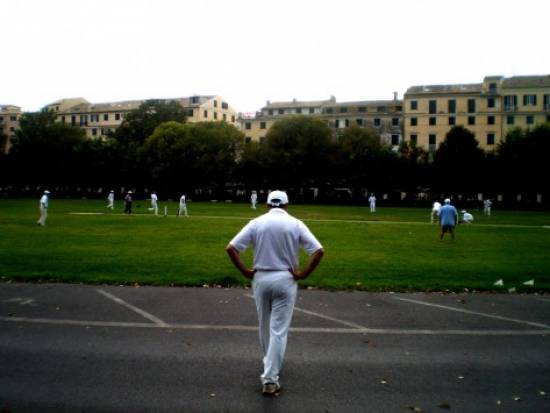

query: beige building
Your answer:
[0,105,22,154]
[240,95,403,147]
[46,95,238,139]
[403,75,550,152]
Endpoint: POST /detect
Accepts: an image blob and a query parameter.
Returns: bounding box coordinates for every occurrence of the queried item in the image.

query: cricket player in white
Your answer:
[37,190,50,226]
[178,194,188,217]
[226,190,324,396]
[461,210,474,224]
[106,190,115,209]
[431,200,442,224]
[149,191,159,215]
[250,190,258,210]
[368,193,376,212]
[483,199,492,216]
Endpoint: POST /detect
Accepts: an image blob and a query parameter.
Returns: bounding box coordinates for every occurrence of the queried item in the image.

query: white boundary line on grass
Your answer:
[96,289,168,327]
[67,212,548,229]
[393,296,550,329]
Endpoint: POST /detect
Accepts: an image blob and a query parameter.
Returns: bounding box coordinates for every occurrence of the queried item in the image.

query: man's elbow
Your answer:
[315,248,325,258]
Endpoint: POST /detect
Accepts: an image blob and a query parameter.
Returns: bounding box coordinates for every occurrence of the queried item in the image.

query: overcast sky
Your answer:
[2,0,549,114]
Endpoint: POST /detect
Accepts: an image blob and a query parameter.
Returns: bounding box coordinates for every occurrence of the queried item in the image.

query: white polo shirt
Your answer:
[39,195,48,208]
[229,208,322,271]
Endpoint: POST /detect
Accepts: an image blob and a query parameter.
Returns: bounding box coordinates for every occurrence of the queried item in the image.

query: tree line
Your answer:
[1,100,548,206]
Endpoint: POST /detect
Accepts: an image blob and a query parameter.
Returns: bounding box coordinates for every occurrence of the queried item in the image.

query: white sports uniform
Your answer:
[368,194,376,212]
[483,199,492,216]
[149,193,158,215]
[37,192,49,226]
[178,195,188,217]
[229,208,323,386]
[250,192,258,209]
[431,201,442,224]
[107,192,114,209]
[462,211,474,223]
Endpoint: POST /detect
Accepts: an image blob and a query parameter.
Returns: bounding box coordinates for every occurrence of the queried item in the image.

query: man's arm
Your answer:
[289,248,325,281]
[225,244,256,279]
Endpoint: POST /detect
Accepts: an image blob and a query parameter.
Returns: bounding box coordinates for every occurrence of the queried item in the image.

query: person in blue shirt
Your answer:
[439,198,458,240]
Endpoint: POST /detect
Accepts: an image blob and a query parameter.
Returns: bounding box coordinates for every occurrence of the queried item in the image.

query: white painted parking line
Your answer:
[243,293,367,329]
[1,315,549,335]
[393,296,550,329]
[537,297,550,303]
[97,289,168,327]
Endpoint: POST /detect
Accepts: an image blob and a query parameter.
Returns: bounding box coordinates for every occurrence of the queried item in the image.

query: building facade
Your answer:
[403,75,550,151]
[240,95,403,147]
[45,95,237,139]
[0,105,22,154]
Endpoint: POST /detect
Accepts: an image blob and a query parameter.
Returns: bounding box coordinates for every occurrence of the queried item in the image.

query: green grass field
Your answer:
[1,199,549,292]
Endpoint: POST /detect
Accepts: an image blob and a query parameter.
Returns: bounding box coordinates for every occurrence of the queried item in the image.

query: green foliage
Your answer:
[141,121,244,191]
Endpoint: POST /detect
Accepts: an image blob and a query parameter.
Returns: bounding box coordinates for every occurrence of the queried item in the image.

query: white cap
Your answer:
[127,190,133,194]
[267,190,289,206]
[444,198,451,204]
[461,210,467,213]
[44,190,50,194]
[110,190,114,193]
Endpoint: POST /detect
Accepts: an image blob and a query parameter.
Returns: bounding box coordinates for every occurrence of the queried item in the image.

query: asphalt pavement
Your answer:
[1,283,549,412]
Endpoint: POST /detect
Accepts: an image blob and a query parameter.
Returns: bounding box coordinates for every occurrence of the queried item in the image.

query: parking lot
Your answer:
[1,282,549,412]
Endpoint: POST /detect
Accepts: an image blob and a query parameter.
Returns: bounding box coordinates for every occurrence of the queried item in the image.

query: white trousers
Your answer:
[370,204,376,212]
[37,206,47,225]
[149,201,158,215]
[252,270,297,385]
[178,205,188,216]
[107,201,114,209]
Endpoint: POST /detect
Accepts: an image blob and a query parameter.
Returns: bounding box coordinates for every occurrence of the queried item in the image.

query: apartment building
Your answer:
[403,75,550,151]
[46,95,237,139]
[0,105,22,154]
[240,95,403,147]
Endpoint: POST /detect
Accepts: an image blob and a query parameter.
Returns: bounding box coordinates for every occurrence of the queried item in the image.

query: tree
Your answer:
[111,100,188,187]
[141,121,244,195]
[262,116,336,195]
[432,126,485,195]
[9,110,87,187]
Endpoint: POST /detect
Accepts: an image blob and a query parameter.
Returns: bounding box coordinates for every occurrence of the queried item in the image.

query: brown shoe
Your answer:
[262,382,281,396]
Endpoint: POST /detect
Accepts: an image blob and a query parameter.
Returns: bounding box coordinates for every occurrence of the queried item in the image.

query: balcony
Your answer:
[504,105,518,112]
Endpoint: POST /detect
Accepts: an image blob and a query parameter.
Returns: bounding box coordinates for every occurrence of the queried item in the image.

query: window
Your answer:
[377,106,386,113]
[356,119,363,126]
[296,108,302,114]
[115,113,121,120]
[410,117,417,126]
[10,126,15,132]
[448,99,456,113]
[410,100,418,110]
[468,116,475,125]
[486,133,495,145]
[203,110,208,118]
[191,96,199,104]
[374,118,381,126]
[61,116,65,124]
[392,117,399,126]
[260,122,266,129]
[309,108,314,114]
[340,107,348,113]
[92,128,97,136]
[429,134,436,145]
[245,122,251,130]
[488,115,495,125]
[358,106,366,112]
[391,135,400,146]
[245,137,252,144]
[504,95,517,111]
[410,134,417,145]
[268,109,273,115]
[545,95,550,110]
[10,116,17,121]
[468,99,476,113]
[526,115,534,125]
[221,102,228,109]
[213,111,218,120]
[488,97,495,108]
[231,115,235,123]
[507,115,515,125]
[71,115,76,126]
[345,119,350,127]
[489,83,498,93]
[223,113,227,121]
[80,115,88,126]
[448,116,456,125]
[278,109,284,115]
[104,114,109,121]
[326,108,334,114]
[523,95,537,106]
[213,100,218,107]
[429,117,436,126]
[429,100,437,114]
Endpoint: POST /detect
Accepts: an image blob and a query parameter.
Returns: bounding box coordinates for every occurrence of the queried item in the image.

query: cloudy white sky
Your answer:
[2,0,549,114]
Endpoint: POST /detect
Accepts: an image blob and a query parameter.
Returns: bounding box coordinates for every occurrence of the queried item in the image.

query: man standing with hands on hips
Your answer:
[226,190,324,396]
